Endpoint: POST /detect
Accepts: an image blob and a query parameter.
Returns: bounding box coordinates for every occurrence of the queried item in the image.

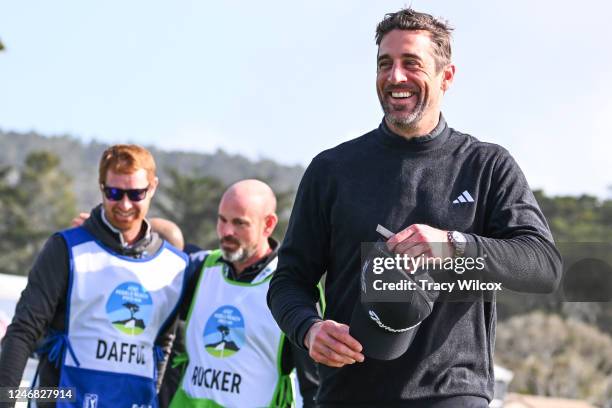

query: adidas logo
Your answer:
[453,190,474,204]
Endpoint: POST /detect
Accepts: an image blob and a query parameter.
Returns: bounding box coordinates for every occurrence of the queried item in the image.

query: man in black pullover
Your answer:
[267,8,562,408]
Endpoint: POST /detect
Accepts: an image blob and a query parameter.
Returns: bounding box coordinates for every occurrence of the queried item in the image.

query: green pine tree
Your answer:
[0,151,77,275]
[153,168,226,249]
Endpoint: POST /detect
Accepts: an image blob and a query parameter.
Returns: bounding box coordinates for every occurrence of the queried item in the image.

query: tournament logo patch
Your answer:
[203,305,245,358]
[105,282,153,336]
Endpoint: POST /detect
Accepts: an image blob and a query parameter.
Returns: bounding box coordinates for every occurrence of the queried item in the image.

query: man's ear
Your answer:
[264,213,279,236]
[441,63,456,92]
[149,176,160,197]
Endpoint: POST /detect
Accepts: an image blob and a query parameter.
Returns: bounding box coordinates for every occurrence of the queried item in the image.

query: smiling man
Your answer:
[0,145,188,408]
[268,8,562,408]
[375,25,454,138]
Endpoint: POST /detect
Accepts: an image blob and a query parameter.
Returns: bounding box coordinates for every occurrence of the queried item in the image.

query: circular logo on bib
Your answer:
[203,306,245,358]
[105,282,153,336]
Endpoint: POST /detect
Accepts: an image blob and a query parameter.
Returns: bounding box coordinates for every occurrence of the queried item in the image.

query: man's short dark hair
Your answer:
[375,8,453,72]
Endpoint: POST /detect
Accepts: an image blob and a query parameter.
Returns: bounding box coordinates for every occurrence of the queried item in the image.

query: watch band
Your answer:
[447,230,466,258]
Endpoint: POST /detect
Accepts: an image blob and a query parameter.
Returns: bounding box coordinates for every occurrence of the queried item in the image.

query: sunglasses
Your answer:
[101,184,150,202]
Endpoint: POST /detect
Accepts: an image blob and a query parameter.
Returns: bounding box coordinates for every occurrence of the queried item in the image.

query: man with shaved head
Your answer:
[217,180,277,268]
[164,179,318,408]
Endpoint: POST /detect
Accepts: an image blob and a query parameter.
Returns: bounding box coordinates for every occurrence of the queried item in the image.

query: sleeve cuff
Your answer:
[462,232,479,259]
[295,316,322,350]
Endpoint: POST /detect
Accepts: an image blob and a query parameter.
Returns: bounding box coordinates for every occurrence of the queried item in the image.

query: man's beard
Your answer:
[221,246,249,263]
[219,237,255,264]
[380,90,427,131]
[105,204,140,231]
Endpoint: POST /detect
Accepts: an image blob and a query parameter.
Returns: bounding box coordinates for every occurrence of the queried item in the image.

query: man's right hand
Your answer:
[304,320,364,367]
[71,212,90,227]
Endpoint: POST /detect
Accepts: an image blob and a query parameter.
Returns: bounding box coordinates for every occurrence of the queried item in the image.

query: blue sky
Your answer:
[1,0,610,197]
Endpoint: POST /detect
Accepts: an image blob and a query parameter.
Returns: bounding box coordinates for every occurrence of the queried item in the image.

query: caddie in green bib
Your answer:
[170,250,293,408]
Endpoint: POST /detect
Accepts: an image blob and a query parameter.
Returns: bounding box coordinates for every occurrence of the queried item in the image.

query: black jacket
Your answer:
[267,116,562,406]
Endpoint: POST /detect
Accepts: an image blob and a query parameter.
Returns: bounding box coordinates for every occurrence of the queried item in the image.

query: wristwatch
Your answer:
[447,230,466,258]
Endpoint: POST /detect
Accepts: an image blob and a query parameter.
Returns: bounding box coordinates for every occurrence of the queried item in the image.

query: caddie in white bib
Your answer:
[41,226,188,408]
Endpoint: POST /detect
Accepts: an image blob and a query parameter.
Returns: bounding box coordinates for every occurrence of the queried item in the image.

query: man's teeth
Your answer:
[391,91,413,98]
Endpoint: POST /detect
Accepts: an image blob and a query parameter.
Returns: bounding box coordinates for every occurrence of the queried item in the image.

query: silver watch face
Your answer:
[452,231,466,244]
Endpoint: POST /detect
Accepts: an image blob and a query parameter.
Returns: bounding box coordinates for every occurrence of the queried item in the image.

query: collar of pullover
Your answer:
[377,114,450,152]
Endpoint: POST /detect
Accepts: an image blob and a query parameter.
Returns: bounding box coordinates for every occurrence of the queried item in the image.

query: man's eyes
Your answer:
[377,59,420,70]
[219,216,247,226]
[378,60,392,70]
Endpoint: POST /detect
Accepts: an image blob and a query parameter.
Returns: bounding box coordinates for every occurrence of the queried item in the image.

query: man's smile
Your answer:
[113,210,136,220]
[390,91,414,99]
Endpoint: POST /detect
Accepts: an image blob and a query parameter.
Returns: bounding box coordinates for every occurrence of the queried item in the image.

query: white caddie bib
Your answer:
[53,226,187,408]
[173,251,290,408]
